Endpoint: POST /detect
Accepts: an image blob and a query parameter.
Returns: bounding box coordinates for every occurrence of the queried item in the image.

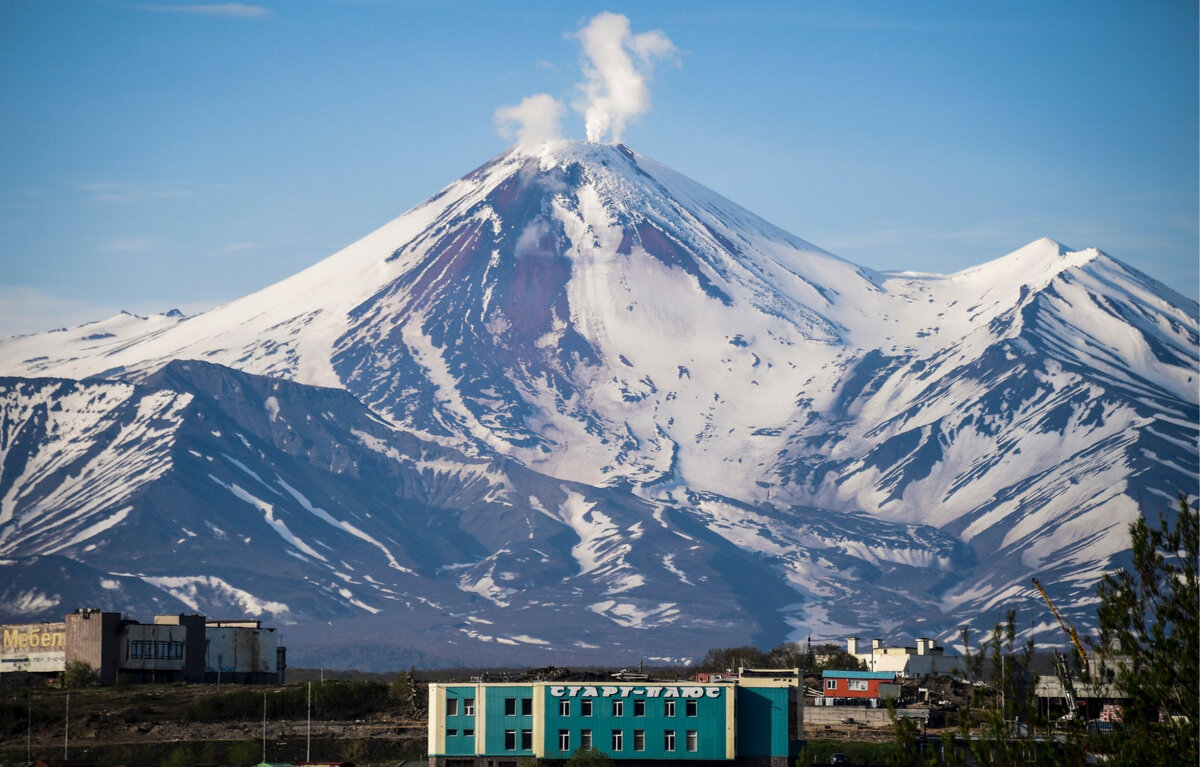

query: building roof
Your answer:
[822,670,897,680]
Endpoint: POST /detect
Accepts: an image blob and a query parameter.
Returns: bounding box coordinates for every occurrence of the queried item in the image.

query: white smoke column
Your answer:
[494,93,566,146]
[577,12,676,143]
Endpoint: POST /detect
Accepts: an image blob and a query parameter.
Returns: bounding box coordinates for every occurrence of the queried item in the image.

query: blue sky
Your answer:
[1,0,1196,336]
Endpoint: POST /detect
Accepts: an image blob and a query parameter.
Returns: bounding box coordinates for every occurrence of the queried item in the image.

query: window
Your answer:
[686,699,697,717]
[448,729,458,737]
[612,700,623,717]
[521,730,532,750]
[848,679,868,692]
[581,729,592,749]
[464,729,475,737]
[611,730,623,751]
[447,699,459,716]
[633,699,645,717]
[129,641,141,658]
[633,730,645,752]
[664,700,676,717]
[504,730,516,750]
[521,697,532,716]
[464,698,475,716]
[825,679,838,690]
[559,699,570,716]
[664,730,676,752]
[505,698,516,716]
[581,698,592,716]
[172,641,184,659]
[686,730,698,752]
[559,730,570,751]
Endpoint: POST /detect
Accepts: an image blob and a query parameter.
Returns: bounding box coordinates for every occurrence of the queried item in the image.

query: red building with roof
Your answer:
[820,670,900,704]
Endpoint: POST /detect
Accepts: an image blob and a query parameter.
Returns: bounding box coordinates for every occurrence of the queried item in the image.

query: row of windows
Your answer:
[128,640,184,660]
[503,730,534,750]
[825,679,868,691]
[554,728,699,753]
[557,698,698,717]
[446,695,703,722]
[447,728,475,738]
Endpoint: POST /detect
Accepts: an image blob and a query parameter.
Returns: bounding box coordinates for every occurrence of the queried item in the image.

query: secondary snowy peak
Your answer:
[0,310,188,380]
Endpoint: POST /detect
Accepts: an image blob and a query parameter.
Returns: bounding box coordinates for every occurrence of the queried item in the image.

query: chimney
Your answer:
[871,638,882,652]
[916,638,930,655]
[847,637,859,655]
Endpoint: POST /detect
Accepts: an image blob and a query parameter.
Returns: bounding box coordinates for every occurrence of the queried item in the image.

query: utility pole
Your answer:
[27,693,32,767]
[307,681,312,762]
[64,692,70,761]
[262,690,267,765]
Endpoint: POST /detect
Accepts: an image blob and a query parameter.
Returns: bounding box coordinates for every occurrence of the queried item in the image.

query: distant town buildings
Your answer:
[1,608,285,685]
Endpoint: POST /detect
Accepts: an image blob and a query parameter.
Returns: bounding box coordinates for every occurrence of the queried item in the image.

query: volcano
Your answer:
[1,141,1196,667]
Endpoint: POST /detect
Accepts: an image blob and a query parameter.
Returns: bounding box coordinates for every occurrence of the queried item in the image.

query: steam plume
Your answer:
[494,93,566,146]
[576,12,676,143]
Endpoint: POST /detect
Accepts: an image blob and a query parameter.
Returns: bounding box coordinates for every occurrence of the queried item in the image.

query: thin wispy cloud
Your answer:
[135,3,272,18]
[101,237,158,254]
[77,181,194,203]
[212,242,262,255]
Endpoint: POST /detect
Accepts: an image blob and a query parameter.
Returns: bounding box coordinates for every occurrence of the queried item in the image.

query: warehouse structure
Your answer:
[1,608,284,685]
[428,668,802,767]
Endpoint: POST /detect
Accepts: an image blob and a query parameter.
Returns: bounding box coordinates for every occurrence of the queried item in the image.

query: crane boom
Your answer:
[1032,577,1089,672]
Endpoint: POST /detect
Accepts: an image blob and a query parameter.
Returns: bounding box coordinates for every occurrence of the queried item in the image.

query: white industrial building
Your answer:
[847,637,963,677]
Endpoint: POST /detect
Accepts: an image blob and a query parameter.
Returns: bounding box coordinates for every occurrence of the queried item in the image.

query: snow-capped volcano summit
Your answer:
[1,142,1195,666]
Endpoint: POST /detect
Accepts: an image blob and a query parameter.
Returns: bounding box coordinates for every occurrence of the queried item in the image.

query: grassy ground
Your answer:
[0,678,425,766]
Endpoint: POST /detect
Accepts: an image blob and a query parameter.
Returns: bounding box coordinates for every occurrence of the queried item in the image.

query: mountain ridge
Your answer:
[0,141,1195,666]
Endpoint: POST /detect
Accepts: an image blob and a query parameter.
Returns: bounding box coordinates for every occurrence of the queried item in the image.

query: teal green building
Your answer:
[428,669,801,767]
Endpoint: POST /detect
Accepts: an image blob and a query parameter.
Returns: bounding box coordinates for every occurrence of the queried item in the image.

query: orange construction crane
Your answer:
[1032,577,1089,673]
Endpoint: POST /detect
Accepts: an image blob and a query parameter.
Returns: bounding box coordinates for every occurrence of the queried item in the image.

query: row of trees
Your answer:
[694,641,865,675]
